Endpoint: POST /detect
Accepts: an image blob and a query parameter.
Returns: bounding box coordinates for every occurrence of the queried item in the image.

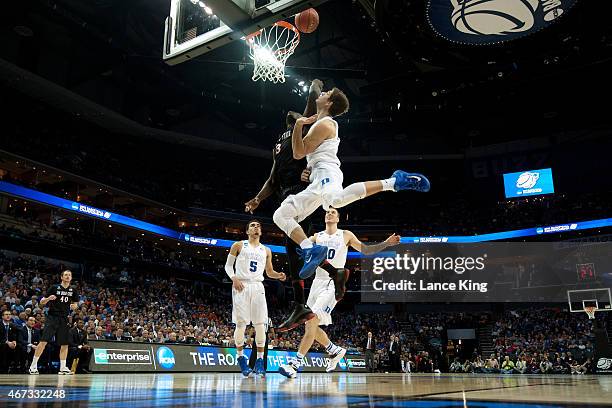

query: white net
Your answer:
[246,21,300,83]
[584,306,596,320]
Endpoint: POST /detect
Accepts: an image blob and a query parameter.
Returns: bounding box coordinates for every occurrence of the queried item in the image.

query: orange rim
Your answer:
[245,20,300,53]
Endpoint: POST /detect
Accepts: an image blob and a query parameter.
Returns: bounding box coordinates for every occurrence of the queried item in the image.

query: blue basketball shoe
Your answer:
[392,170,430,192]
[253,358,266,377]
[298,244,329,279]
[238,356,252,377]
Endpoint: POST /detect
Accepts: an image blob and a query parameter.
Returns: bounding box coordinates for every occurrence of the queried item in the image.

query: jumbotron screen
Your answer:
[503,168,555,198]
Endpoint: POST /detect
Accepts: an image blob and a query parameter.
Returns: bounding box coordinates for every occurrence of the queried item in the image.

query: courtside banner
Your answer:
[360,242,612,303]
[88,341,366,373]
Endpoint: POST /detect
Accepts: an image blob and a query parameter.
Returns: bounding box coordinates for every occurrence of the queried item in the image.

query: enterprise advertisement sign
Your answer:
[88,341,366,373]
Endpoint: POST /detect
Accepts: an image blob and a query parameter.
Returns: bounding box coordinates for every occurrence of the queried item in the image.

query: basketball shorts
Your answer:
[307,278,337,326]
[41,315,71,345]
[280,164,344,223]
[232,281,268,325]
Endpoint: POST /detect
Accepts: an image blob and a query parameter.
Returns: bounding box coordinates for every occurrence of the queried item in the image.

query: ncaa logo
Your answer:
[597,358,612,371]
[516,172,540,189]
[157,347,176,369]
[427,0,578,45]
[71,202,80,211]
[536,227,544,234]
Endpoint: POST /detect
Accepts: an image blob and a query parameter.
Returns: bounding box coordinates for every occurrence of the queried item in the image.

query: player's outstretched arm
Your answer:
[292,117,334,160]
[264,247,286,281]
[245,151,278,213]
[226,242,244,291]
[345,231,401,255]
[303,79,323,117]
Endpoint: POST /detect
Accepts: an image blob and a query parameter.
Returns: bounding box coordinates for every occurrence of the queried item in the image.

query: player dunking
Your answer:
[29,270,79,375]
[279,207,400,378]
[272,87,431,279]
[245,79,323,332]
[225,220,286,377]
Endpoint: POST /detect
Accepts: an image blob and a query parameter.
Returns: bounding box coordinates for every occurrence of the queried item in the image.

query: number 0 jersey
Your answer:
[235,240,267,282]
[314,229,348,279]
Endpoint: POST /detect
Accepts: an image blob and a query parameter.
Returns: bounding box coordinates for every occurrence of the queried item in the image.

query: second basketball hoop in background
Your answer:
[295,8,319,33]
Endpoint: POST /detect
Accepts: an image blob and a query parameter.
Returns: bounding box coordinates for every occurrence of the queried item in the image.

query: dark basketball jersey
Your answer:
[45,284,79,317]
[272,128,308,192]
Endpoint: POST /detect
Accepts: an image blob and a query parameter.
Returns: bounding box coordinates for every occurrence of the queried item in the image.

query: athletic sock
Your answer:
[381,178,396,192]
[292,352,306,369]
[30,356,40,370]
[326,342,342,355]
[300,239,313,250]
[60,360,67,371]
[257,351,264,359]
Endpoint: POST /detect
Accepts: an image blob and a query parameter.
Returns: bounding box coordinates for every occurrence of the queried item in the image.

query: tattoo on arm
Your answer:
[359,242,390,255]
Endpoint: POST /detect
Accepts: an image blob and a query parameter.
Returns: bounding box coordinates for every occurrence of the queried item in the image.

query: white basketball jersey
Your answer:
[314,229,348,279]
[235,240,267,281]
[306,116,341,170]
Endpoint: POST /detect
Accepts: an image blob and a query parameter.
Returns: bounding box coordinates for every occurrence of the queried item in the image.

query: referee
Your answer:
[29,270,79,375]
[244,79,322,332]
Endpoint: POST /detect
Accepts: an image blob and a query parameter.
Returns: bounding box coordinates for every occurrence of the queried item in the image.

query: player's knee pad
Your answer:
[253,323,266,348]
[273,205,299,236]
[234,323,247,347]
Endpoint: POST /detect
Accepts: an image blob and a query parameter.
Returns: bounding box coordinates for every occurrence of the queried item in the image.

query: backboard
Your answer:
[568,288,612,313]
[163,0,329,65]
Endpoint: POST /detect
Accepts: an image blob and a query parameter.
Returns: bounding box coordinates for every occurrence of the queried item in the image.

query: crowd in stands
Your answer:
[3,127,612,237]
[1,249,604,375]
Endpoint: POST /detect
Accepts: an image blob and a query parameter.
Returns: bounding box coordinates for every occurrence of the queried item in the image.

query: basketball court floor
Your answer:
[1,373,611,407]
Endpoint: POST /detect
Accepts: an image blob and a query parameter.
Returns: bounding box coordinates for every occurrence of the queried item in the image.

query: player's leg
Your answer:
[232,285,252,377]
[273,187,328,279]
[58,345,72,375]
[251,283,268,376]
[29,341,46,374]
[323,171,430,211]
[309,280,345,372]
[279,316,320,378]
[57,319,73,375]
[31,316,59,374]
[277,219,316,332]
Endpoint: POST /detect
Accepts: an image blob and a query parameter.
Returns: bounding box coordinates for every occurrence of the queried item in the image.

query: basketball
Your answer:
[295,8,319,33]
[451,0,538,36]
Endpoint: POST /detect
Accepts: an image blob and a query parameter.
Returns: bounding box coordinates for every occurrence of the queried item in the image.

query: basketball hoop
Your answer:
[245,21,300,83]
[584,306,597,320]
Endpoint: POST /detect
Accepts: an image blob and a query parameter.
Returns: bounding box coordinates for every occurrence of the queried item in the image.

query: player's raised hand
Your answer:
[311,79,323,90]
[232,277,244,292]
[300,168,311,182]
[384,233,401,246]
[297,114,317,126]
[244,197,260,214]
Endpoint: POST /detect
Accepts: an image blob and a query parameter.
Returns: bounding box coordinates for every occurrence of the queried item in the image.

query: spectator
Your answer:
[17,316,40,373]
[500,356,515,374]
[1,310,19,373]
